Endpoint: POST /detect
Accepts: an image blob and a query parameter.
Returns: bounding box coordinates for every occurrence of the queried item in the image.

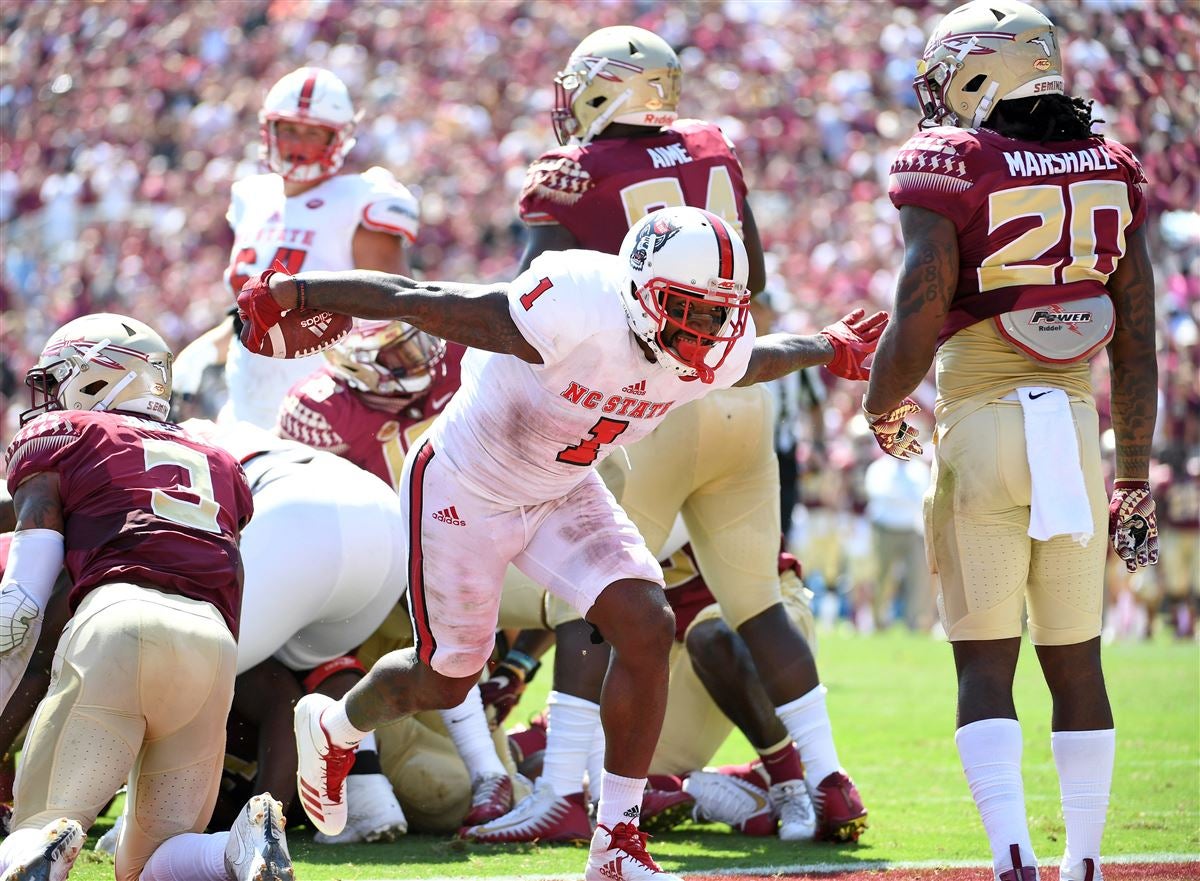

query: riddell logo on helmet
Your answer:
[641,112,674,125]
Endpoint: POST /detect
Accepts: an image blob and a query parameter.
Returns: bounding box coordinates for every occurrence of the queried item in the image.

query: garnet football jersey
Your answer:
[888,126,1147,343]
[519,119,748,253]
[5,411,253,634]
[277,344,464,490]
[223,167,421,428]
[429,250,755,508]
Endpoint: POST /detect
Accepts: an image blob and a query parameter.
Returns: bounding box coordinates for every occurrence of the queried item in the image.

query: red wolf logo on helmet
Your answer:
[628,216,682,272]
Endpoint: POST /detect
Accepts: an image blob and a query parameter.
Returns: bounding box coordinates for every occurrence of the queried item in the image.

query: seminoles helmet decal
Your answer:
[914,0,1063,130]
[552,26,682,145]
[23,313,174,425]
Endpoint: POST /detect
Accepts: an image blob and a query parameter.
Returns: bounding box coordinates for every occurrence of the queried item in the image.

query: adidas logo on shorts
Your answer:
[432,506,466,526]
[621,380,647,396]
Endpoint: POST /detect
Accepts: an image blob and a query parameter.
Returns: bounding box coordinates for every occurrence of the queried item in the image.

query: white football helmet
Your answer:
[22,313,173,425]
[325,320,446,400]
[552,26,682,146]
[618,207,750,384]
[260,67,359,182]
[914,0,1063,130]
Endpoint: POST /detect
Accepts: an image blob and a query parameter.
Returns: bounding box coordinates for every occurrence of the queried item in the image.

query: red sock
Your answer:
[758,741,804,786]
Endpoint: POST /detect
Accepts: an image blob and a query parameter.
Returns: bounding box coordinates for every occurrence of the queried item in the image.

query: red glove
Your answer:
[820,308,889,380]
[236,267,288,353]
[479,653,539,728]
[1108,479,1159,572]
[864,397,923,460]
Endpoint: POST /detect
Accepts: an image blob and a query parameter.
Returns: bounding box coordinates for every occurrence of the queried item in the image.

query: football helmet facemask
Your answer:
[260,67,360,182]
[23,313,173,425]
[618,207,750,384]
[913,0,1063,130]
[324,320,446,400]
[552,26,682,146]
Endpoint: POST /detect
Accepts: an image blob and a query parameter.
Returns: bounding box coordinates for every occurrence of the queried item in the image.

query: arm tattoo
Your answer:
[13,472,65,532]
[737,334,834,386]
[1106,226,1157,478]
[865,207,957,412]
[296,271,542,362]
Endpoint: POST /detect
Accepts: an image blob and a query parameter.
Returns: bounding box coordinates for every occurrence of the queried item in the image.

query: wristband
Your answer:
[294,278,308,311]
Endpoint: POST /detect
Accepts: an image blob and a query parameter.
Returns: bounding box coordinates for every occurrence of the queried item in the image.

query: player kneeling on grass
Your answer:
[238,205,884,881]
[0,315,291,881]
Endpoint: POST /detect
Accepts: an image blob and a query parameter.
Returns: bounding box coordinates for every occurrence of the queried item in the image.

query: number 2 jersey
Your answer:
[888,126,1147,428]
[518,119,749,251]
[427,249,755,508]
[223,167,421,428]
[5,410,254,635]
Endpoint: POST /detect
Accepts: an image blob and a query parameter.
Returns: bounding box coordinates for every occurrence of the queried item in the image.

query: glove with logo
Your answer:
[863,398,923,460]
[1108,479,1159,572]
[479,651,540,728]
[0,584,40,656]
[236,266,289,353]
[820,308,889,381]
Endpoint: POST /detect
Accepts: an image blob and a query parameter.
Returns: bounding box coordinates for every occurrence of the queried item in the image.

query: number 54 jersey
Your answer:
[428,249,755,508]
[519,119,748,252]
[5,410,253,635]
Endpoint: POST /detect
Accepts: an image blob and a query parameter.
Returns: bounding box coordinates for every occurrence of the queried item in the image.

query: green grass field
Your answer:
[62,629,1200,879]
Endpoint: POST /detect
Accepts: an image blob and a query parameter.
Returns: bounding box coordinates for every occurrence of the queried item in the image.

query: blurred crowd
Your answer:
[1,0,1196,629]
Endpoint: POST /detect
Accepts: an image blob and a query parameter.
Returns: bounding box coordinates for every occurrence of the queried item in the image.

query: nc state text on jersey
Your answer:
[560,381,675,419]
[1003,146,1118,178]
[255,226,317,246]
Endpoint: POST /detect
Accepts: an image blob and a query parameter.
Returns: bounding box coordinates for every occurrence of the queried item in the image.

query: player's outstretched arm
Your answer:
[240,269,543,363]
[735,307,888,386]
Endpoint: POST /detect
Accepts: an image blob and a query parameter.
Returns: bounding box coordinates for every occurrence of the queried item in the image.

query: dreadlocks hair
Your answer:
[985,94,1103,143]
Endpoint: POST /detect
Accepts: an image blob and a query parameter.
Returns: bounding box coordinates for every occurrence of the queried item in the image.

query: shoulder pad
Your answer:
[520,151,594,208]
[890,128,974,193]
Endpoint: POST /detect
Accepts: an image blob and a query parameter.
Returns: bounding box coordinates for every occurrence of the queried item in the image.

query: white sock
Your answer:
[323,699,369,748]
[586,726,606,805]
[440,685,507,780]
[0,828,44,872]
[541,690,599,798]
[1053,728,1115,871]
[138,831,228,881]
[595,770,647,831]
[956,718,1037,874]
[775,685,841,788]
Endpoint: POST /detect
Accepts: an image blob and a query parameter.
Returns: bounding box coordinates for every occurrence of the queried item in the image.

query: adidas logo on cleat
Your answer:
[599,858,625,880]
[433,506,467,526]
[621,380,647,396]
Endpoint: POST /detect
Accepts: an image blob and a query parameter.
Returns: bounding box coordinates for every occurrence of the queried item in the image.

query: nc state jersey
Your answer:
[5,411,253,634]
[519,120,748,253]
[277,345,465,490]
[429,250,754,507]
[223,167,421,428]
[888,127,1147,343]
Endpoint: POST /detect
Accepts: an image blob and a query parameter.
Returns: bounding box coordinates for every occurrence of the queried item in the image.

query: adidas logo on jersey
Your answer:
[621,380,647,396]
[433,506,466,526]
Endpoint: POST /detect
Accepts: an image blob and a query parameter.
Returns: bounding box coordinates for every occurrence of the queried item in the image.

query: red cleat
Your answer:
[811,770,868,842]
[639,787,695,833]
[462,773,513,827]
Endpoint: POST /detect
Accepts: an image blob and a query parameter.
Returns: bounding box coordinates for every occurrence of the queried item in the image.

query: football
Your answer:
[254,309,353,359]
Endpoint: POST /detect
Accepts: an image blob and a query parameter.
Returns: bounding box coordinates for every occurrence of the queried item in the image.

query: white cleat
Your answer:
[1059,858,1101,881]
[224,793,294,881]
[683,769,776,836]
[312,773,408,844]
[293,693,358,836]
[0,817,84,881]
[583,822,682,881]
[769,779,817,841]
[93,813,122,855]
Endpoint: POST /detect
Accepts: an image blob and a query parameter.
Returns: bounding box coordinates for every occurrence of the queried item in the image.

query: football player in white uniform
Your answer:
[238,206,885,881]
[219,66,420,428]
